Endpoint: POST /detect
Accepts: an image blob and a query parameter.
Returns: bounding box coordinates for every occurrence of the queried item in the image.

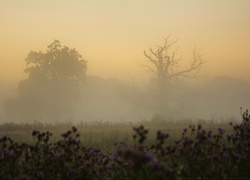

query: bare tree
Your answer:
[141,35,206,88]
[138,35,207,115]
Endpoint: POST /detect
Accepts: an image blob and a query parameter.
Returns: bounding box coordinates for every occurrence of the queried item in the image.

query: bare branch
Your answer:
[141,35,206,85]
[138,64,158,75]
[143,50,159,70]
[168,48,206,79]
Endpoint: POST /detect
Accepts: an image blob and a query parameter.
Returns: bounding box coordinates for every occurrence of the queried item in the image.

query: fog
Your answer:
[1,74,250,124]
[0,0,250,124]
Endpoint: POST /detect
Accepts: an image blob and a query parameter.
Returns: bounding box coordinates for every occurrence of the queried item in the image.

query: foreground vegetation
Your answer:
[0,112,249,179]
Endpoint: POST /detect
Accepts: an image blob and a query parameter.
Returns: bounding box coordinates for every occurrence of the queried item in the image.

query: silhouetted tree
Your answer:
[140,35,206,115]
[141,35,205,89]
[24,40,87,82]
[4,40,87,122]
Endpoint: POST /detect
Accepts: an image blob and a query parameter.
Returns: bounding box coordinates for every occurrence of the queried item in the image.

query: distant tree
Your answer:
[141,35,205,89]
[24,40,87,82]
[139,35,206,115]
[4,40,87,122]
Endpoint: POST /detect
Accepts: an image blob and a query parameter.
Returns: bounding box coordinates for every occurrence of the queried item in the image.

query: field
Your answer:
[0,114,249,179]
[0,118,236,152]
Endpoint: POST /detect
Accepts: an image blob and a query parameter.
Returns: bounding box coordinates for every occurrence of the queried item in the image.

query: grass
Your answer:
[0,113,249,179]
[0,118,237,153]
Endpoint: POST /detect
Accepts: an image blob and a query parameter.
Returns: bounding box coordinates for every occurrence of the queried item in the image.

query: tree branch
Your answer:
[143,50,159,70]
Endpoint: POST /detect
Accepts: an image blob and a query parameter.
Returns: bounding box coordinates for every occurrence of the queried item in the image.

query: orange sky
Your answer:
[1,0,250,86]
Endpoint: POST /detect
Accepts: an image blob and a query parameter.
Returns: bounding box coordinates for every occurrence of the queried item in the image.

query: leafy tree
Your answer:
[4,40,87,122]
[24,40,87,82]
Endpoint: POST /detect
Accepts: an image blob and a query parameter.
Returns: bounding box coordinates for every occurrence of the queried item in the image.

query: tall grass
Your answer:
[0,111,249,179]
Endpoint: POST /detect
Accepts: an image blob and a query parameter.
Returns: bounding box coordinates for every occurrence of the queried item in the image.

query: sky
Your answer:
[1,0,250,87]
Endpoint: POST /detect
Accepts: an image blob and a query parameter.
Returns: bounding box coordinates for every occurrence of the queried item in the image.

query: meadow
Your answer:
[0,112,249,179]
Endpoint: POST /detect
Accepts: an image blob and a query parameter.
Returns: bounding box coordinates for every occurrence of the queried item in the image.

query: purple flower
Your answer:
[85,160,92,166]
[36,171,44,178]
[157,130,162,137]
[145,153,156,162]
[70,168,76,174]
[223,153,229,159]
[207,155,213,160]
[219,164,224,170]
[165,133,169,138]
[106,164,112,170]
[236,141,241,148]
[210,154,220,162]
[207,131,212,138]
[95,171,100,177]
[64,163,70,169]
[227,146,232,151]
[61,133,67,138]
[218,128,224,134]
[233,153,242,160]
[9,150,15,158]
[54,153,62,159]
[89,149,94,155]
[113,156,119,162]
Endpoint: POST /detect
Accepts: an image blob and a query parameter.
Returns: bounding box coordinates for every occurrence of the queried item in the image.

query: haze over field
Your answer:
[0,0,250,123]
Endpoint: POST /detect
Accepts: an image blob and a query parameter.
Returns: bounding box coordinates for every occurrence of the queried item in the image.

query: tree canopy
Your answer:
[4,40,87,123]
[24,40,87,82]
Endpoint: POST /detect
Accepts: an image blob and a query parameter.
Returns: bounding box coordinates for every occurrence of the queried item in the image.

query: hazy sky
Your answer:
[1,0,250,86]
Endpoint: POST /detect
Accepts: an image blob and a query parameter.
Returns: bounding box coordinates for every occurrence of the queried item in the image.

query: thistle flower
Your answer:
[9,150,15,158]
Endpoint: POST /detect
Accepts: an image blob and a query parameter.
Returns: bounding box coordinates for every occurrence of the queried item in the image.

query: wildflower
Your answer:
[219,164,224,170]
[54,153,62,159]
[165,133,169,138]
[227,146,232,151]
[106,164,112,170]
[0,136,7,142]
[70,168,76,174]
[85,160,92,166]
[36,171,44,179]
[133,135,137,139]
[236,141,241,149]
[222,153,229,159]
[207,131,212,138]
[157,130,162,137]
[89,149,94,155]
[233,153,242,160]
[9,150,15,158]
[72,126,77,133]
[64,163,70,169]
[175,140,180,145]
[61,133,67,138]
[95,171,100,177]
[213,154,220,162]
[32,130,37,136]
[218,128,224,134]
[113,156,120,163]
[145,152,156,162]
